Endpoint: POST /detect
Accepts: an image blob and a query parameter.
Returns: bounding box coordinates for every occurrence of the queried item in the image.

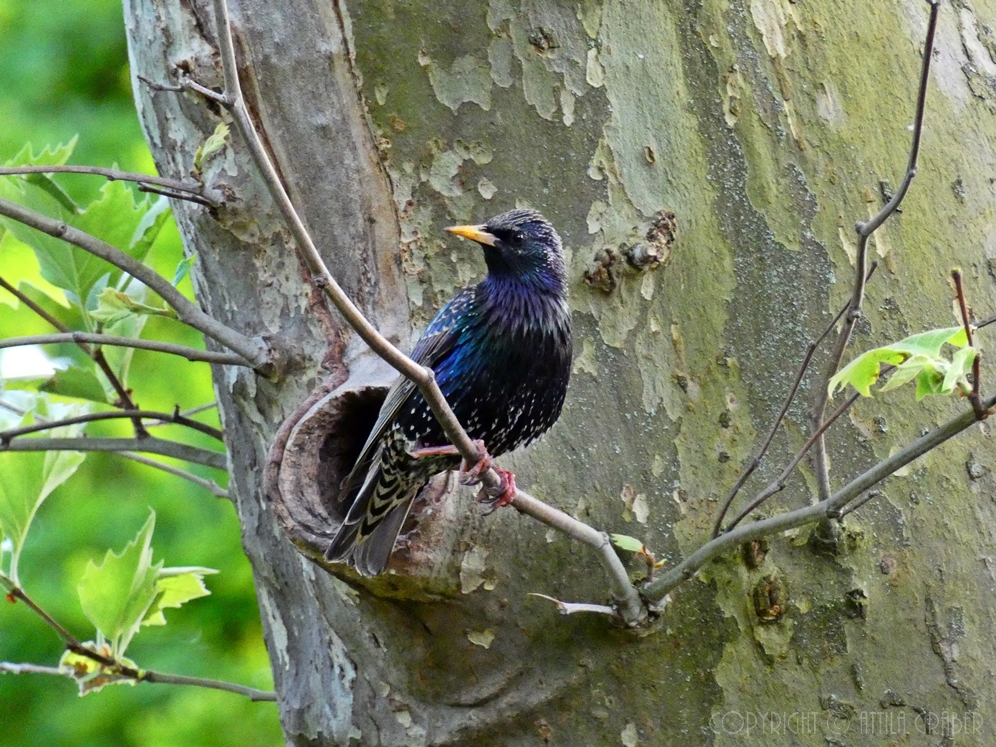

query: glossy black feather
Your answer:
[326,209,572,576]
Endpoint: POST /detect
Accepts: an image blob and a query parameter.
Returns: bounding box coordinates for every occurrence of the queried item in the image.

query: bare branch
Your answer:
[712,263,878,538]
[0,275,148,435]
[118,452,229,498]
[952,269,985,418]
[810,0,940,501]
[137,670,276,702]
[721,389,862,534]
[0,581,275,702]
[0,165,218,203]
[135,183,217,208]
[0,409,224,443]
[0,195,270,369]
[0,437,227,469]
[512,491,646,624]
[200,0,645,623]
[0,662,67,677]
[0,660,274,701]
[528,594,618,618]
[644,391,995,604]
[0,332,251,367]
[0,581,84,649]
[976,313,996,331]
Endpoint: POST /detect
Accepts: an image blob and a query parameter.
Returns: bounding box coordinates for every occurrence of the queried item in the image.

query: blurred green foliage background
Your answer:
[0,0,282,743]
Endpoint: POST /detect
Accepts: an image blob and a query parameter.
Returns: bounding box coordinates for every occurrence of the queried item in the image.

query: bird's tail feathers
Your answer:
[326,459,422,577]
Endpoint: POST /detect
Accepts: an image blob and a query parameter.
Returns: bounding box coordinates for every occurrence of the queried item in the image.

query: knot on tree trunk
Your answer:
[263,363,467,600]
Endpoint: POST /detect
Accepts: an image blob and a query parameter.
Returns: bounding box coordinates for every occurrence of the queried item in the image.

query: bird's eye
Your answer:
[509,230,525,247]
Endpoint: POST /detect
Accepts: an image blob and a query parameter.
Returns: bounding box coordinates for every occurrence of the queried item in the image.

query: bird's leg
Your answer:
[410,444,462,459]
[412,440,517,510]
[409,442,490,481]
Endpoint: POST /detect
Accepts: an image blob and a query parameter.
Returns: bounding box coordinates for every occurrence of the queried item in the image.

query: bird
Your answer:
[325,208,573,576]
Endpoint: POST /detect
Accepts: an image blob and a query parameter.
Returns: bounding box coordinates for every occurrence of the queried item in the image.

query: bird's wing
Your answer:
[338,289,474,497]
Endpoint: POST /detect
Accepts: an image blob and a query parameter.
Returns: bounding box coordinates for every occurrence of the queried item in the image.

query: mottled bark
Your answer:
[125,0,996,744]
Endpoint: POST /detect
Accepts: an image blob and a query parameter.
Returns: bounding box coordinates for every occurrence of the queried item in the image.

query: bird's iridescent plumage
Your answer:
[326,209,572,576]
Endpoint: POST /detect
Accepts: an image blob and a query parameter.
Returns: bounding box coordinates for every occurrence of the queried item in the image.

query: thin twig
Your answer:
[118,451,229,498]
[952,269,985,418]
[0,409,223,443]
[1,583,84,648]
[0,165,217,204]
[0,399,227,494]
[198,0,645,623]
[976,313,996,331]
[0,581,275,702]
[722,390,862,533]
[0,196,270,369]
[528,594,618,617]
[137,74,184,93]
[0,662,67,677]
[0,399,29,418]
[137,670,276,702]
[0,332,252,366]
[136,183,216,207]
[0,437,227,469]
[810,0,939,502]
[712,262,878,537]
[512,491,646,624]
[832,490,880,519]
[0,661,274,701]
[0,275,149,435]
[644,391,996,604]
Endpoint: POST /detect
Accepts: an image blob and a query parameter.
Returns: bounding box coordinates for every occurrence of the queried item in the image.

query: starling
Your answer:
[326,208,572,576]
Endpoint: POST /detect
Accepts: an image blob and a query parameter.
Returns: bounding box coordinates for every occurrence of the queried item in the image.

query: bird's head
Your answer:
[446,209,565,295]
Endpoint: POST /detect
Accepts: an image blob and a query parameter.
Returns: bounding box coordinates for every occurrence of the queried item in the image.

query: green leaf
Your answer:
[0,398,87,584]
[610,534,645,553]
[91,287,177,325]
[194,123,230,174]
[4,138,78,168]
[128,196,171,265]
[59,646,139,696]
[1,179,169,315]
[172,253,198,287]
[1,139,81,213]
[3,279,81,329]
[915,362,945,400]
[99,308,148,396]
[942,346,977,394]
[78,512,161,657]
[879,354,932,394]
[40,366,109,404]
[142,566,217,627]
[828,326,969,398]
[76,512,217,657]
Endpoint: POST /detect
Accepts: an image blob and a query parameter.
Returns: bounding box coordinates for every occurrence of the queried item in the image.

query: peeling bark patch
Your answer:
[958,8,996,111]
[486,0,591,121]
[258,585,291,669]
[926,595,978,709]
[460,545,490,593]
[418,50,493,112]
[749,0,800,60]
[467,629,495,648]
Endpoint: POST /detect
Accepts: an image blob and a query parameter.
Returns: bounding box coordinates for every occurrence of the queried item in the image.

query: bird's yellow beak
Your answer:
[445,224,497,247]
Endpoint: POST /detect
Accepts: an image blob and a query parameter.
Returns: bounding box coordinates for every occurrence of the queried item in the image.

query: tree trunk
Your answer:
[124,0,996,744]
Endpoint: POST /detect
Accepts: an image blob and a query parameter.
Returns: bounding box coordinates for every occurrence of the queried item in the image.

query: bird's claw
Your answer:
[458,440,493,485]
[477,468,516,516]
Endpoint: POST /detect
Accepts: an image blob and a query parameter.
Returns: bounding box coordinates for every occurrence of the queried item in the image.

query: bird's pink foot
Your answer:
[477,468,517,511]
[459,440,493,486]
